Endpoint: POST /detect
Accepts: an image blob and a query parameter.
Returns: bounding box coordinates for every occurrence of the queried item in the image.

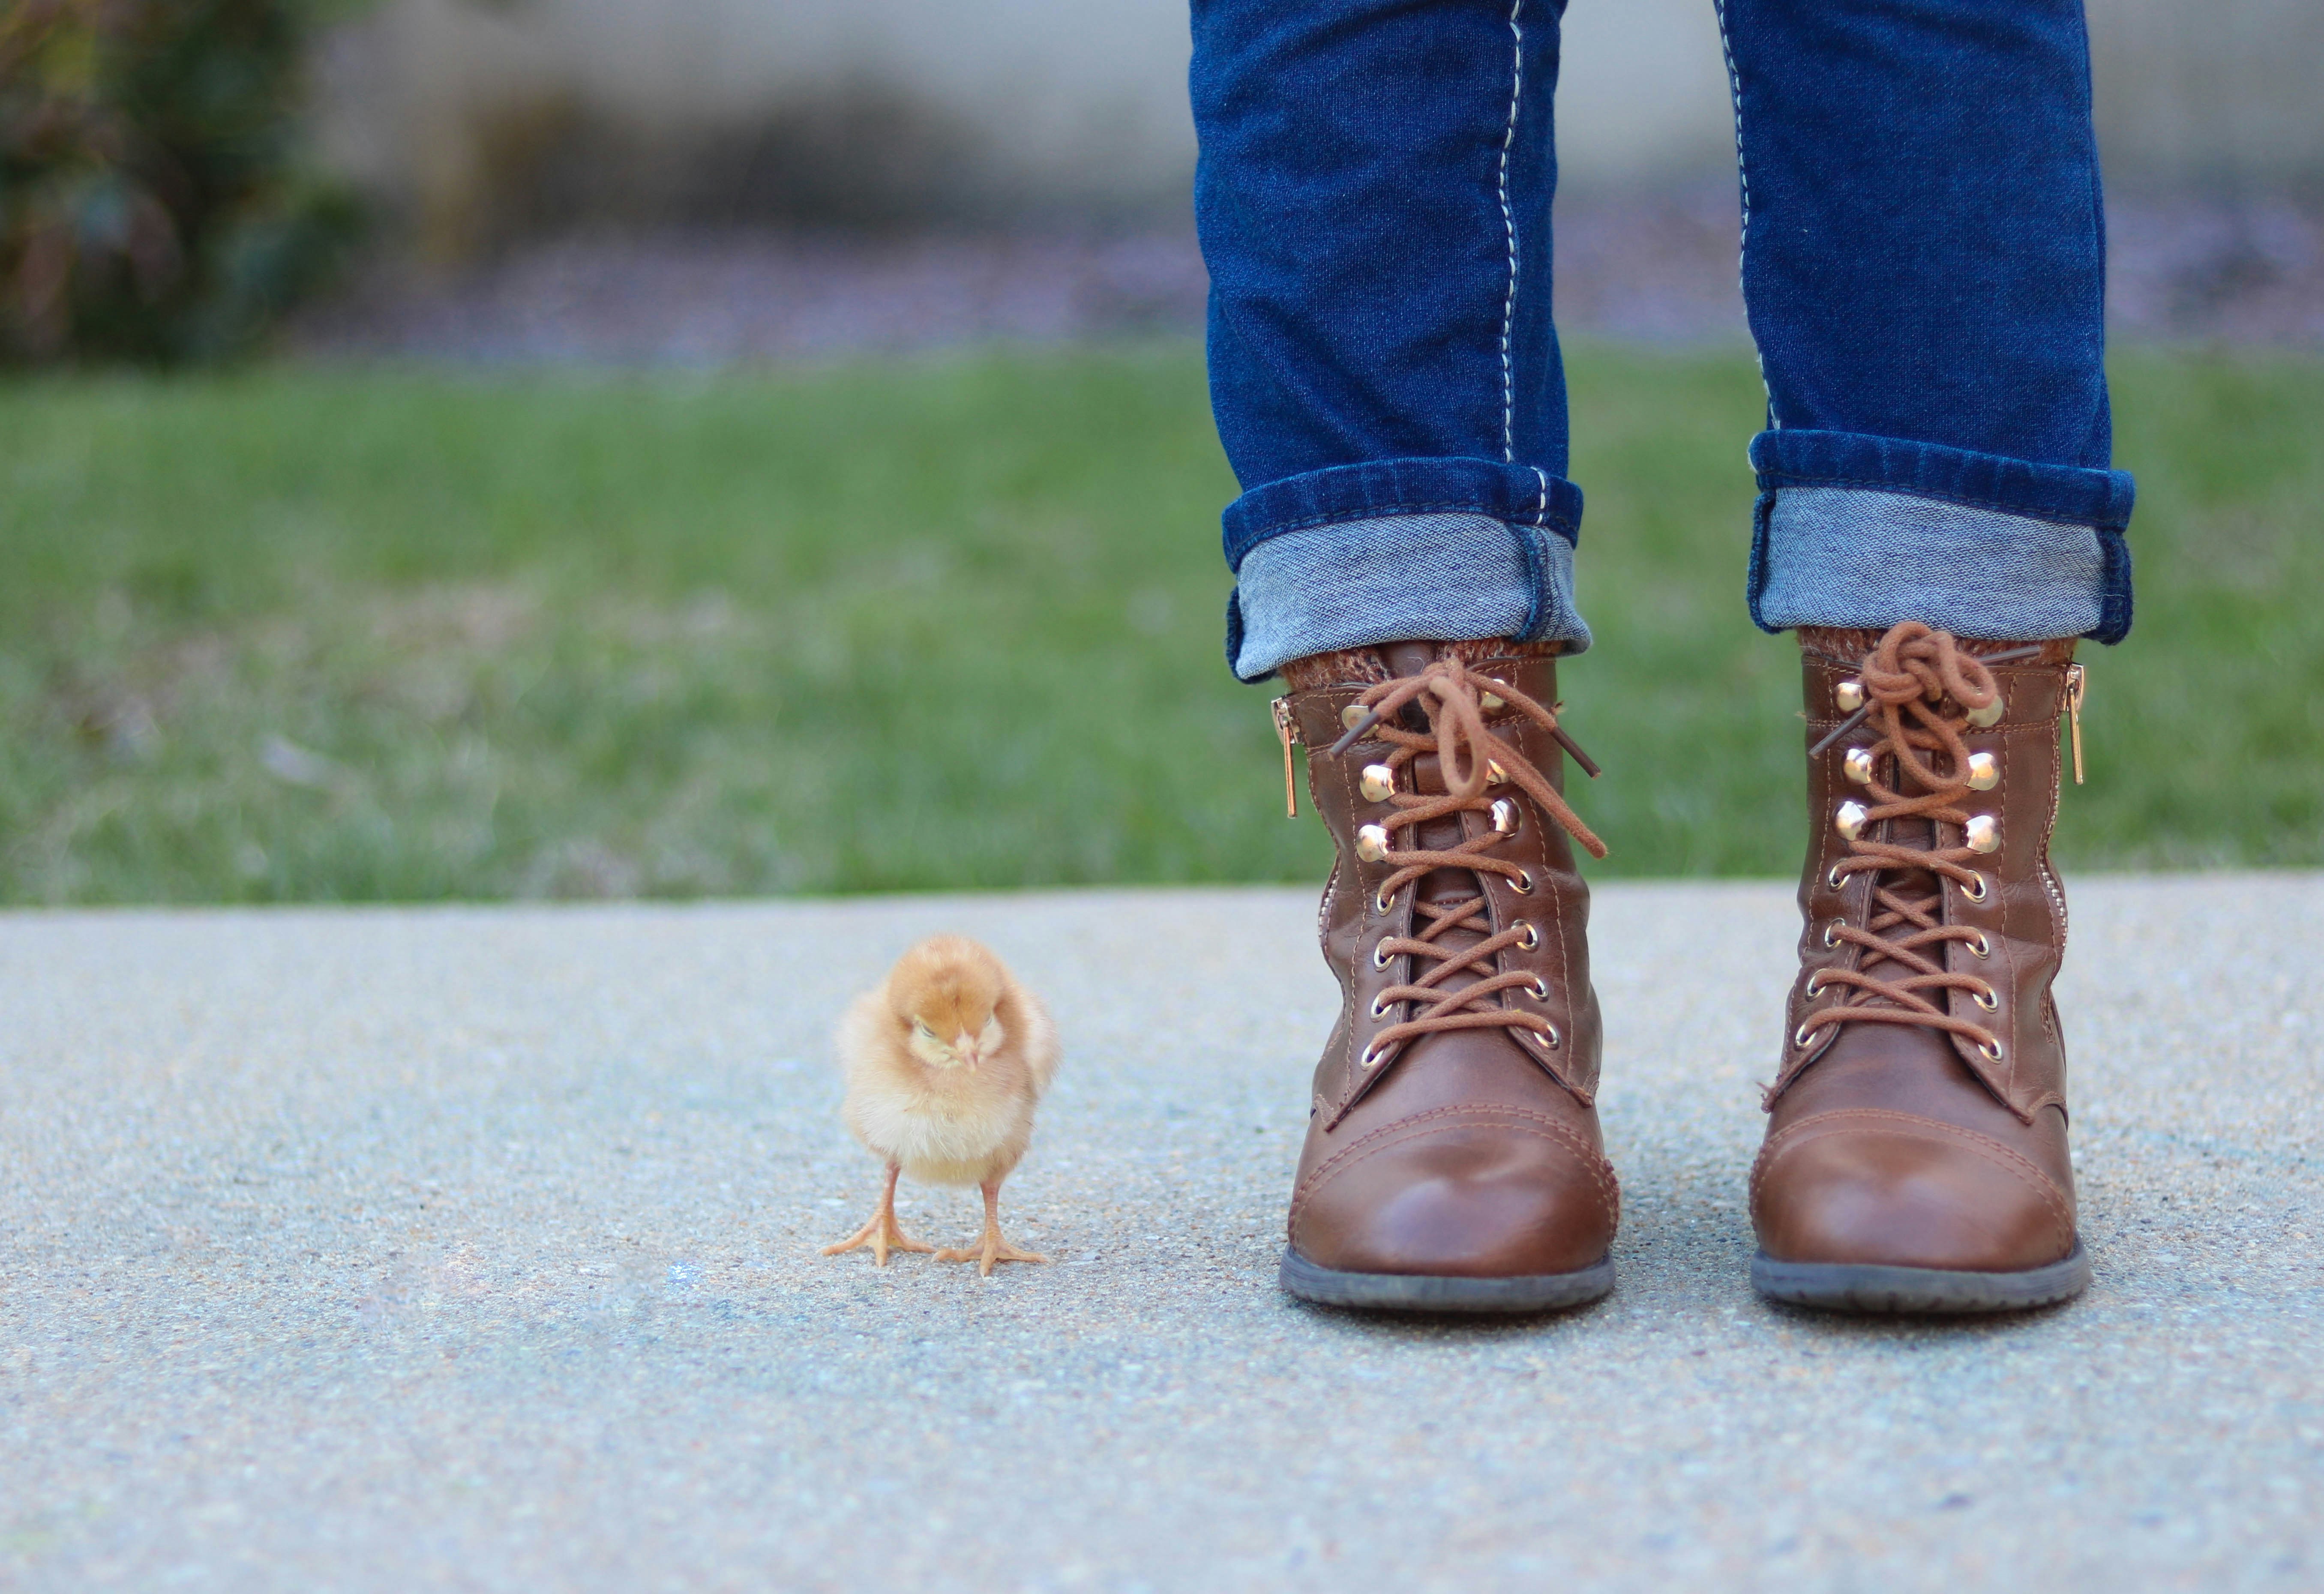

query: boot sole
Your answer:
[1278,1247,1614,1314]
[1750,1240,2091,1315]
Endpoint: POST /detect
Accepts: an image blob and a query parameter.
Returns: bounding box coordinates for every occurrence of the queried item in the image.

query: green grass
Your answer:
[1,344,2318,903]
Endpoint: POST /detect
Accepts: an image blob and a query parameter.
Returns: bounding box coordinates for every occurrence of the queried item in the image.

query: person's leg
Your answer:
[1717,0,2125,1311]
[1191,0,1616,1311]
[1193,0,1589,684]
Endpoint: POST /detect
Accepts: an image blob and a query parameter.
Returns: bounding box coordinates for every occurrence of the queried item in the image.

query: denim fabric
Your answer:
[1748,429,2135,641]
[1191,0,1581,643]
[1229,512,1590,682]
[1190,0,2135,674]
[1753,488,2109,639]
[1721,0,2114,470]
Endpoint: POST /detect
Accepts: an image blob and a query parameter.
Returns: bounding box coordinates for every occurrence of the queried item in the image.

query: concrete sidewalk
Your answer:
[1,875,2319,1591]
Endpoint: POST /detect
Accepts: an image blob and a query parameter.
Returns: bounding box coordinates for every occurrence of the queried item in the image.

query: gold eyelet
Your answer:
[1510,870,1535,896]
[1517,923,1540,951]
[1525,975,1549,1000]
[1977,1039,2006,1064]
[1358,1041,1388,1070]
[1969,932,1991,958]
[1372,942,1393,969]
[1805,972,1826,998]
[1532,1025,1560,1050]
[1793,1023,1816,1048]
[1370,994,1393,1019]
[1973,986,1999,1012]
[1964,872,1988,902]
[1821,920,1842,950]
[1375,886,1395,914]
[1826,866,1846,890]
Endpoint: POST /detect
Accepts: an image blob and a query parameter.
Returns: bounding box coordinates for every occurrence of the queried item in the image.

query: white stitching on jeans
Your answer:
[1496,0,1525,464]
[1710,0,1775,424]
[1531,466,1549,526]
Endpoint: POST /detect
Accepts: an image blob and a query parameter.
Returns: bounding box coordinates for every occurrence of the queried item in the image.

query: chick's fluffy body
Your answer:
[838,936,1059,1188]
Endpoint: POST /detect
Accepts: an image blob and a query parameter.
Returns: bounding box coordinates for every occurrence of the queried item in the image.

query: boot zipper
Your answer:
[2064,663,2086,785]
[1271,696,1301,817]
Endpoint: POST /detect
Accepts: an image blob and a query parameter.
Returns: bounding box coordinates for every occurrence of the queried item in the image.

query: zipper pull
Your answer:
[1271,696,1300,818]
[2064,663,2086,785]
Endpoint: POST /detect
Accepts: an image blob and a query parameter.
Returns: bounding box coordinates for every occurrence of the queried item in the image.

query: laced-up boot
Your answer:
[1271,639,1617,1312]
[1751,620,2093,1312]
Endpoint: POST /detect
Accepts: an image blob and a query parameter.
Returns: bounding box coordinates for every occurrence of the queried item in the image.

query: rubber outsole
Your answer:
[1278,1247,1614,1314]
[1750,1240,2092,1315]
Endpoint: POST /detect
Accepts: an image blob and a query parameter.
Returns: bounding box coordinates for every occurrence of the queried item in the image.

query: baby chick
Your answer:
[823,935,1061,1276]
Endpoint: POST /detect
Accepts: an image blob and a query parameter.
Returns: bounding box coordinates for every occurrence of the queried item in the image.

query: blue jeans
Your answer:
[1192,0,2135,681]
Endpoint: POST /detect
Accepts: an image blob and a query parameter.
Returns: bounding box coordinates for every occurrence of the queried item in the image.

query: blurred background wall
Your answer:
[314,0,2324,256]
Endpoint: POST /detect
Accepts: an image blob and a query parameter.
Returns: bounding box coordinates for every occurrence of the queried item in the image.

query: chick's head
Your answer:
[887,935,1009,1074]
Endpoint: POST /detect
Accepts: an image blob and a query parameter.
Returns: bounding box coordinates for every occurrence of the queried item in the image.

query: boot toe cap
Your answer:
[1751,1108,2075,1272]
[1289,1108,1618,1279]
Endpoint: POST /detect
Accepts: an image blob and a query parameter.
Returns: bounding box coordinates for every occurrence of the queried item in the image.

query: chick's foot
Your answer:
[820,1166,935,1267]
[936,1182,1048,1277]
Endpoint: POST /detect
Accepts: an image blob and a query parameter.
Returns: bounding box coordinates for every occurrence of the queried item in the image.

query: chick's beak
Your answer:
[956,1033,981,1070]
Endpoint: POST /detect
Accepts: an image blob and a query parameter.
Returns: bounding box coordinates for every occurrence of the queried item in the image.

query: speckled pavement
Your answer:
[2,875,2319,1591]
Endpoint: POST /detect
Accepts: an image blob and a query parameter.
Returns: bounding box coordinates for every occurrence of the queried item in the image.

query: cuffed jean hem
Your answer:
[1746,431,2134,644]
[1225,512,1592,683]
[1220,456,1584,568]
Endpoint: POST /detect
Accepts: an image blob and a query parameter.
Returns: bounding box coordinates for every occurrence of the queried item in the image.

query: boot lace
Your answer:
[1334,658,1605,1072]
[1790,621,2012,1073]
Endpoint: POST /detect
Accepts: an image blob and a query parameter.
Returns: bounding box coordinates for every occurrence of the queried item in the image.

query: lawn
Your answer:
[1,344,2318,904]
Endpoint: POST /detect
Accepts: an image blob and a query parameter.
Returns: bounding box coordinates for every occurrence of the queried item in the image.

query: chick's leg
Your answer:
[936,1179,1048,1277]
[820,1164,935,1266]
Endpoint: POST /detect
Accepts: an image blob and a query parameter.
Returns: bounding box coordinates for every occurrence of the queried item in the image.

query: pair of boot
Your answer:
[1271,621,2090,1315]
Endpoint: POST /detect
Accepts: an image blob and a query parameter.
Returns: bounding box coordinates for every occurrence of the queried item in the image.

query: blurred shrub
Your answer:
[0,0,360,363]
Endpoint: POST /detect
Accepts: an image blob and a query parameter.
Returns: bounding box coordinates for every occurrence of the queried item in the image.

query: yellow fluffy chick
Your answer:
[822,935,1061,1276]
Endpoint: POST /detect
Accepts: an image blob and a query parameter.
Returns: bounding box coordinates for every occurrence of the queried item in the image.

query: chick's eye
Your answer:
[912,1021,936,1040]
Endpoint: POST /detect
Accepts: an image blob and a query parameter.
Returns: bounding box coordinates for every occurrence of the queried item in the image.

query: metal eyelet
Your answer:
[1358,1040,1388,1070]
[1969,931,1992,958]
[1821,920,1842,950]
[1793,1023,1816,1048]
[1525,975,1549,1000]
[1531,1025,1560,1050]
[1826,866,1846,890]
[1973,986,1999,1012]
[1510,870,1535,896]
[1517,923,1540,951]
[1977,1039,2006,1064]
[1805,972,1827,998]
[1372,942,1393,969]
[1370,994,1393,1019]
[1964,872,1989,903]
[1375,886,1395,914]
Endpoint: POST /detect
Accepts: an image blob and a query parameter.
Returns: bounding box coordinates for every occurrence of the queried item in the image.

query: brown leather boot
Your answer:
[1272,639,1618,1312]
[1751,621,2093,1313]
